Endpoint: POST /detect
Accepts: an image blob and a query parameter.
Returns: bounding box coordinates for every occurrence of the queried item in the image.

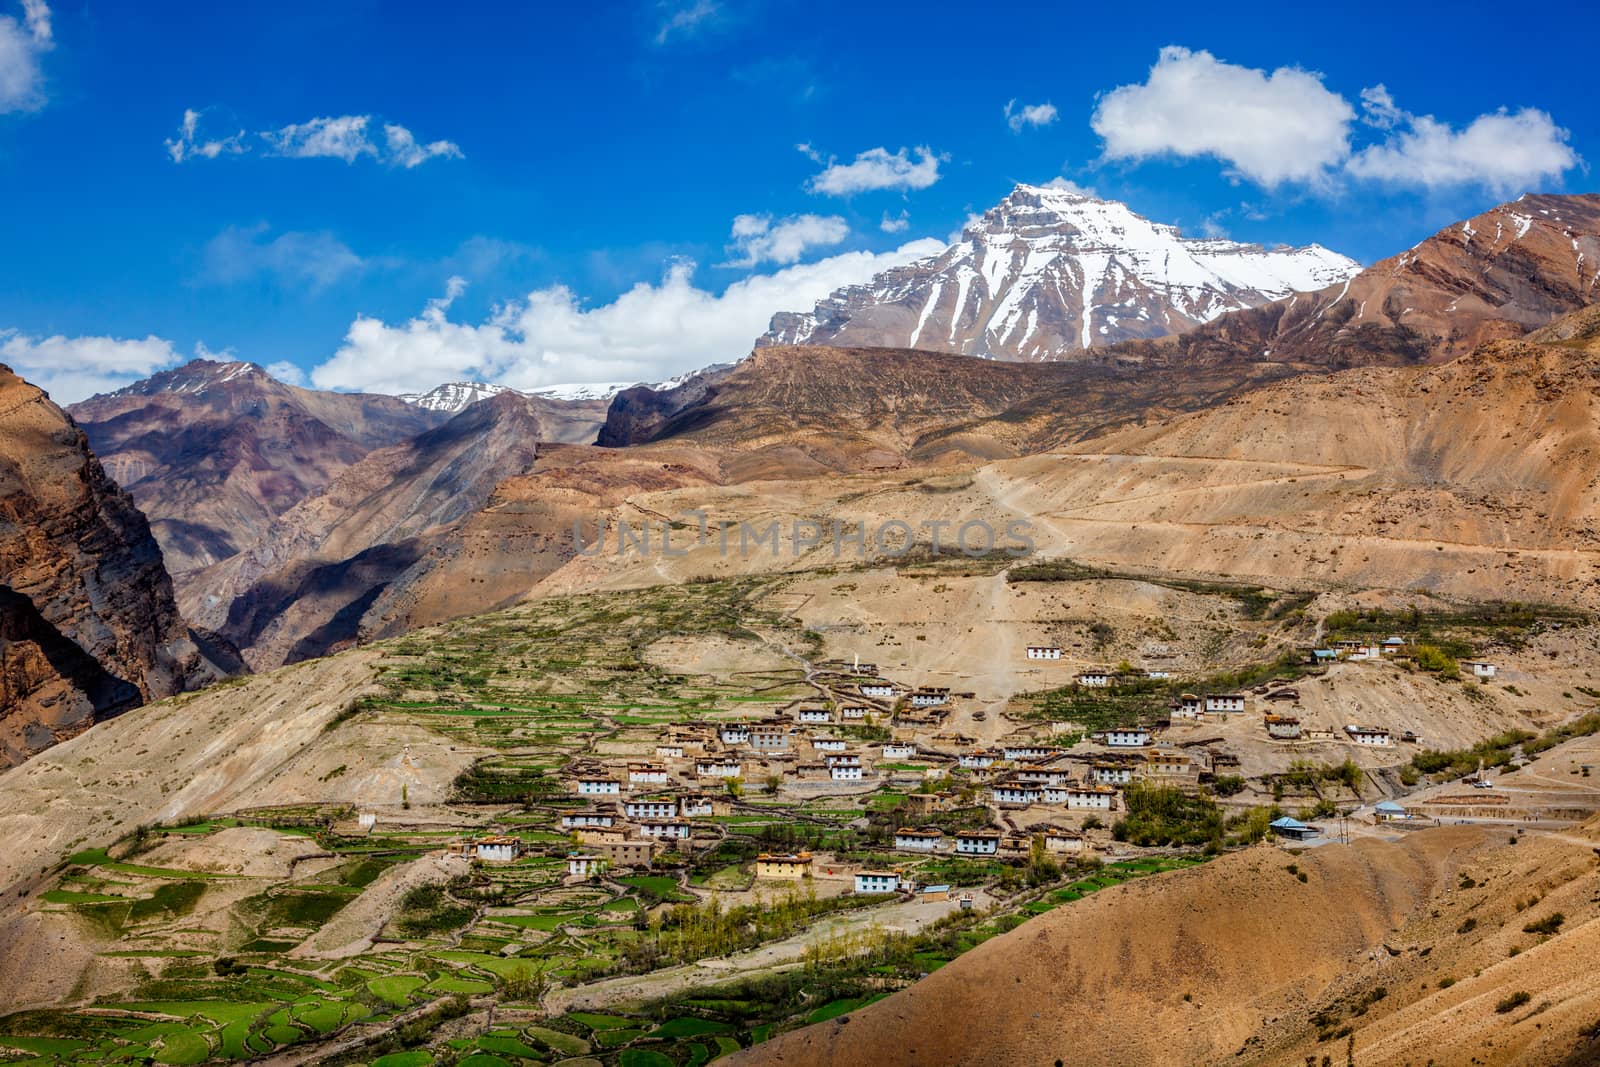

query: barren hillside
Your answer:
[734,822,1600,1067]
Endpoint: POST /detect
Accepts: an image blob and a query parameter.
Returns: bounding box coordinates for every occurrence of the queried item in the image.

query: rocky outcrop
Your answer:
[0,365,240,767]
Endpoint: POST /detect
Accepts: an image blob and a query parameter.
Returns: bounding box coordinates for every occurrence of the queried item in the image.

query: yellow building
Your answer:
[754,851,813,880]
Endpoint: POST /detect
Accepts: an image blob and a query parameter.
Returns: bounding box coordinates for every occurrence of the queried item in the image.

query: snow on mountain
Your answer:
[759,183,1362,361]
[527,382,634,402]
[396,381,517,413]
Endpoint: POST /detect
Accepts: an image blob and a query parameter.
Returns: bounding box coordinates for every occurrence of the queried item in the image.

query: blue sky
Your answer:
[0,0,1594,401]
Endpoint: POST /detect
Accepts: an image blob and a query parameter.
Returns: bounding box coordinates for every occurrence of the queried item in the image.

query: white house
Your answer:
[696,759,742,778]
[1093,763,1133,786]
[475,836,522,863]
[1065,785,1117,810]
[860,683,897,699]
[1002,744,1056,761]
[840,705,871,720]
[1205,694,1246,713]
[830,763,864,781]
[357,812,377,829]
[992,783,1041,806]
[750,728,789,750]
[719,725,750,745]
[955,830,1002,855]
[1026,646,1063,660]
[655,744,685,759]
[1104,727,1151,749]
[1463,660,1498,679]
[576,777,621,796]
[625,799,677,820]
[855,870,902,894]
[678,795,717,818]
[1077,671,1113,688]
[959,751,998,770]
[628,763,670,786]
[562,807,616,829]
[1017,767,1065,786]
[797,707,833,724]
[883,742,917,759]
[910,688,950,708]
[1146,670,1171,680]
[638,820,692,840]
[1265,715,1302,740]
[1042,827,1085,854]
[812,737,848,753]
[893,828,944,851]
[1345,724,1392,747]
[1173,693,1203,718]
[566,853,606,877]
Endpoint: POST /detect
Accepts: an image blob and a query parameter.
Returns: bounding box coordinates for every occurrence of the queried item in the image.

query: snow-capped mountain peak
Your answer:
[760,183,1361,361]
[396,381,516,413]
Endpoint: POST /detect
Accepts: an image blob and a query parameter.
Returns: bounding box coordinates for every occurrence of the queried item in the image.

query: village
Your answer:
[440,635,1517,896]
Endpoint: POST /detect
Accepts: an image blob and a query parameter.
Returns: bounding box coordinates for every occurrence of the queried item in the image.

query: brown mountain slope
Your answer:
[186,393,569,667]
[735,823,1600,1067]
[0,366,239,767]
[989,303,1600,604]
[1096,192,1600,373]
[68,360,445,576]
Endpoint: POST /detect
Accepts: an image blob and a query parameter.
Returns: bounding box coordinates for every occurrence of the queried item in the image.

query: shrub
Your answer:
[1522,913,1565,936]
[1496,991,1532,1014]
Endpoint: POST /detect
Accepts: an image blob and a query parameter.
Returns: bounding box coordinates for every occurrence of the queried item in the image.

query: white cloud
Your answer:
[0,329,181,404]
[1091,46,1354,187]
[259,114,379,163]
[880,209,910,233]
[806,146,944,196]
[172,112,462,167]
[265,360,307,386]
[0,0,52,114]
[1347,106,1580,193]
[654,0,719,44]
[1359,84,1402,130]
[308,239,945,395]
[1005,99,1058,133]
[200,223,365,290]
[165,109,246,163]
[1042,176,1097,197]
[383,123,464,168]
[722,213,849,267]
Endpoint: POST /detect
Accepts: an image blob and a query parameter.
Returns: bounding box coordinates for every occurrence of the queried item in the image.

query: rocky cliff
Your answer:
[0,365,240,767]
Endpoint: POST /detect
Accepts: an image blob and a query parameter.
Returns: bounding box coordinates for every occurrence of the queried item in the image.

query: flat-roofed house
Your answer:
[1026,645,1063,660]
[625,798,677,820]
[893,828,944,852]
[696,758,743,779]
[1265,715,1302,739]
[1065,784,1117,810]
[1345,724,1392,747]
[566,853,606,877]
[854,870,902,894]
[475,836,522,863]
[1205,694,1246,713]
[576,777,621,796]
[1104,727,1150,748]
[754,852,812,879]
[955,829,1002,855]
